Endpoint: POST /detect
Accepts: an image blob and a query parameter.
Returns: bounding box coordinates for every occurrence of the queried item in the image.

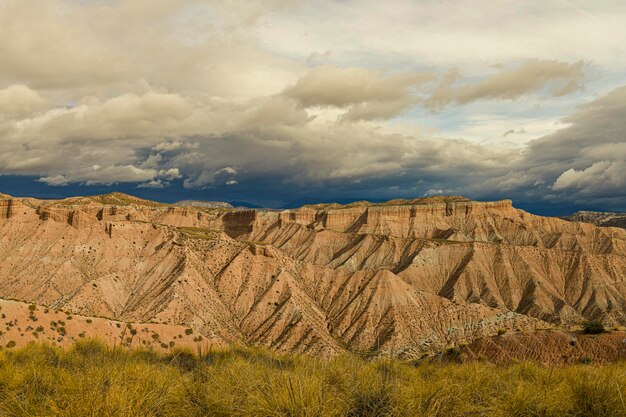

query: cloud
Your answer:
[159,168,182,181]
[503,128,526,137]
[6,82,624,209]
[183,166,240,189]
[424,189,445,196]
[38,175,69,187]
[138,180,166,189]
[426,60,585,110]
[553,161,626,192]
[0,0,625,212]
[284,65,433,120]
[215,167,237,175]
[471,86,626,206]
[0,0,300,98]
[0,85,47,118]
[260,1,626,68]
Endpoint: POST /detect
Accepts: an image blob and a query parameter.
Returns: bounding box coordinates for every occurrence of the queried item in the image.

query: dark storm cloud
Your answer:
[1,0,625,213]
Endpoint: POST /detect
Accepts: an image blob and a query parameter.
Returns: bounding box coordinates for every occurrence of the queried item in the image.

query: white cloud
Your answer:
[0,85,47,118]
[284,65,432,121]
[426,61,585,110]
[215,167,237,176]
[258,0,626,67]
[138,180,166,189]
[424,189,444,196]
[554,161,626,192]
[158,168,182,180]
[38,175,69,186]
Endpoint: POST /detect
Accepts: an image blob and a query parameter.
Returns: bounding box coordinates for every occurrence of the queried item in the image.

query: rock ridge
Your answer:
[0,192,625,357]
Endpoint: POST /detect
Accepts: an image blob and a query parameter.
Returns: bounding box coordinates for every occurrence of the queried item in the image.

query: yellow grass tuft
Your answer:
[0,340,625,416]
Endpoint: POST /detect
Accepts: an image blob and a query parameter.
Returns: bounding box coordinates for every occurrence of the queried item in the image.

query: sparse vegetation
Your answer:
[582,320,606,334]
[53,192,166,207]
[178,227,221,241]
[0,340,625,416]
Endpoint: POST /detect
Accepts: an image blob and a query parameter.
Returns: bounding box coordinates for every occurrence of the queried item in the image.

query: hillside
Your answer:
[0,298,211,351]
[175,200,234,209]
[564,211,626,229]
[1,192,626,357]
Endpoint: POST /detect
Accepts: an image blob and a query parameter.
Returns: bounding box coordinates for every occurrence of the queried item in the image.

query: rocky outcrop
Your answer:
[0,192,625,357]
[0,199,17,219]
[564,210,626,229]
[461,330,626,365]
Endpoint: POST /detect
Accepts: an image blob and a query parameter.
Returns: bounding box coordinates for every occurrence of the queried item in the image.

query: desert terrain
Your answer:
[0,192,625,359]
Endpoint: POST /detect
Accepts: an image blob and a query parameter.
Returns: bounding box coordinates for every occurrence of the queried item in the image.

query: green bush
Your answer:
[582,320,606,334]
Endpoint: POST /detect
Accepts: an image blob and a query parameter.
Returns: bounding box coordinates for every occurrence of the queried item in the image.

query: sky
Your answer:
[0,0,625,214]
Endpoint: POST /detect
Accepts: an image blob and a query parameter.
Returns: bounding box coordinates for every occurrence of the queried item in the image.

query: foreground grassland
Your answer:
[0,341,625,416]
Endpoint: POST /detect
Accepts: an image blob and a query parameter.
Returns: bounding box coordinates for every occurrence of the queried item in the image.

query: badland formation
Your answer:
[1,192,625,359]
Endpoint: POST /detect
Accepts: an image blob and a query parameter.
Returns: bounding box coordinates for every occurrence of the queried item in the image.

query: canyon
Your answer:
[0,192,625,358]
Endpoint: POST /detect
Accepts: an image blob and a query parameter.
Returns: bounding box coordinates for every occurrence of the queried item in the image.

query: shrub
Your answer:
[28,304,36,311]
[6,340,16,348]
[0,340,625,416]
[497,328,507,336]
[185,328,193,335]
[582,320,606,334]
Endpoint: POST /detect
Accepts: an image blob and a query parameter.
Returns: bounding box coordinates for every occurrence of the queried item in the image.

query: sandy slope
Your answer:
[0,192,625,358]
[0,298,219,350]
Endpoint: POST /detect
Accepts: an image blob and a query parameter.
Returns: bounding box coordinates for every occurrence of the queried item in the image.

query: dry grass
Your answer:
[1,340,626,416]
[177,227,222,241]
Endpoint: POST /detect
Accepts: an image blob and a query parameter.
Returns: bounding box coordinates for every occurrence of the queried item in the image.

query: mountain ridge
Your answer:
[0,192,625,357]
[563,210,626,229]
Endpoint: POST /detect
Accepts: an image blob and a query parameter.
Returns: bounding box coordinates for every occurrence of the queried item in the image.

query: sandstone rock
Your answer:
[0,192,624,357]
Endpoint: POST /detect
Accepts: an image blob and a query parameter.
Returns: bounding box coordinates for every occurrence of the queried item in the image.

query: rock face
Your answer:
[175,200,234,209]
[0,192,625,357]
[564,211,626,229]
[461,330,626,365]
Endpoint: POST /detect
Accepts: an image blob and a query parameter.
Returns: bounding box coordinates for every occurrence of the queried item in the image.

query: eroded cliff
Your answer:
[0,192,625,357]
